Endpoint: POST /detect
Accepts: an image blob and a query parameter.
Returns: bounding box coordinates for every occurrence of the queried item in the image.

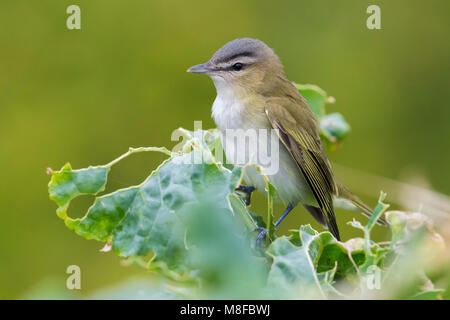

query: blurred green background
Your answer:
[0,0,449,299]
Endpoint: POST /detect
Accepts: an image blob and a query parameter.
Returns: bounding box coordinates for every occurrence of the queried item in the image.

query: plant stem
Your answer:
[105,147,172,167]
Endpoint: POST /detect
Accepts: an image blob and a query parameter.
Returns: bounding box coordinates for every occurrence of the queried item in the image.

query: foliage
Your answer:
[47,85,446,299]
[294,83,350,151]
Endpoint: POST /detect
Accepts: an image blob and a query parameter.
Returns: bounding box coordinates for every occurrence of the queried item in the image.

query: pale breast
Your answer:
[211,95,317,207]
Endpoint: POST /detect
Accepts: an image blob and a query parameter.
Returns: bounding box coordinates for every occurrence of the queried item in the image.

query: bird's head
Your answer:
[187,38,284,95]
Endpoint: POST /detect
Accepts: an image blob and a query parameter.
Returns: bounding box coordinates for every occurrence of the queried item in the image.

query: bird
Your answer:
[187,38,386,242]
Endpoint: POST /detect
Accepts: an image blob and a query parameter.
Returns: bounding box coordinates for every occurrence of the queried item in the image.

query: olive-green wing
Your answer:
[265,100,341,240]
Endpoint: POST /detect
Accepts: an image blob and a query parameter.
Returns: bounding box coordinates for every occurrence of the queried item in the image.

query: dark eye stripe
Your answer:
[208,63,246,72]
[216,51,255,64]
[224,63,245,72]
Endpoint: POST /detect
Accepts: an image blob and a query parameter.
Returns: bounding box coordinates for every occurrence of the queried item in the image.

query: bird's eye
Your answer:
[232,63,243,71]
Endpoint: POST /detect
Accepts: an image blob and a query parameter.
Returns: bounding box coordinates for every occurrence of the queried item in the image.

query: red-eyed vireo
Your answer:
[188,38,386,241]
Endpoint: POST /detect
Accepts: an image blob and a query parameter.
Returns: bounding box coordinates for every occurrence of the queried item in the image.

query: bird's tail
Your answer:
[335,179,388,226]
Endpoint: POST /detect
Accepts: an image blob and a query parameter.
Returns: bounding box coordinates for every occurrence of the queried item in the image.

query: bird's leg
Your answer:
[274,203,295,228]
[235,185,256,206]
[254,203,294,246]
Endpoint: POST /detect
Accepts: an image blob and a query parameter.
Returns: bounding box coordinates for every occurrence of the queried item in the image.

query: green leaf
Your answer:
[385,211,407,251]
[47,123,447,299]
[266,225,356,298]
[184,200,267,298]
[293,83,351,150]
[79,151,239,271]
[317,237,365,277]
[320,112,350,142]
[48,163,109,210]
[294,83,328,119]
[366,191,389,232]
[229,193,258,233]
[266,224,384,298]
[348,192,390,273]
[89,277,190,300]
[266,237,324,298]
[265,178,277,244]
[410,289,444,300]
[48,130,262,277]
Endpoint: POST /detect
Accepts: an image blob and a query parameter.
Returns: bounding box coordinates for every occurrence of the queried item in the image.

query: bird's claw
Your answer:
[235,185,256,206]
[252,227,267,247]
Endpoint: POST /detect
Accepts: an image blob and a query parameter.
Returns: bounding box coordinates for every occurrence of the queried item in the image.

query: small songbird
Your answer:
[188,38,386,241]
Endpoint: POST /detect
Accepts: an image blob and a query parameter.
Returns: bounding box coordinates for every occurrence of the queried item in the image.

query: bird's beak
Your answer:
[187,62,211,74]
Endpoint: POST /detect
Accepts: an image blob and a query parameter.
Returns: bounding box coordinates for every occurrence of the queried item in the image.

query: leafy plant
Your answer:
[47,85,446,299]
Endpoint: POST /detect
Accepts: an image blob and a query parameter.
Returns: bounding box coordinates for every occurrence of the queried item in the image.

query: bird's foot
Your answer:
[251,203,294,248]
[235,185,256,206]
[252,227,267,247]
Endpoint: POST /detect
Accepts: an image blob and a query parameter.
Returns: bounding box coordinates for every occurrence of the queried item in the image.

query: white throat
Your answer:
[210,76,246,131]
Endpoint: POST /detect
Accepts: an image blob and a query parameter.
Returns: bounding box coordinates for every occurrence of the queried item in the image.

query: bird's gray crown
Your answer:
[210,38,273,64]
